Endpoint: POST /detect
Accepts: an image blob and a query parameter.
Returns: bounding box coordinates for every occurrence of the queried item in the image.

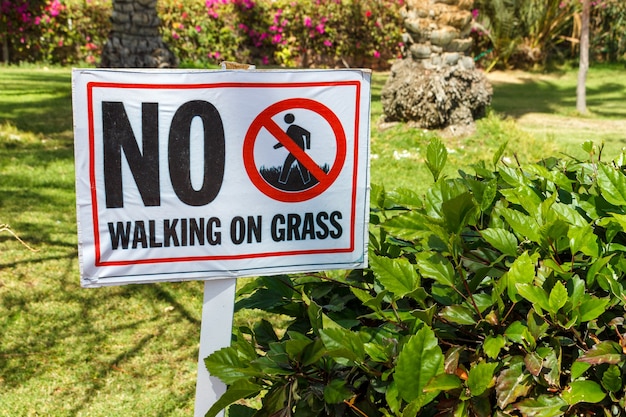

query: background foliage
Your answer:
[2,0,625,68]
[0,0,404,68]
[471,0,626,70]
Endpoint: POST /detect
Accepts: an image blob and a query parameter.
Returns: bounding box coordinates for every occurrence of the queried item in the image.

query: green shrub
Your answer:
[205,139,626,416]
[591,0,626,62]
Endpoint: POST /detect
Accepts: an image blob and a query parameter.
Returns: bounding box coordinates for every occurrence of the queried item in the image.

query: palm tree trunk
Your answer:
[100,0,177,68]
[2,38,9,63]
[576,0,590,115]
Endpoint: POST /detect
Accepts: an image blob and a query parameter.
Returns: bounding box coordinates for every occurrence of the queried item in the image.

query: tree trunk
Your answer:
[576,0,590,115]
[100,0,177,68]
[2,38,9,64]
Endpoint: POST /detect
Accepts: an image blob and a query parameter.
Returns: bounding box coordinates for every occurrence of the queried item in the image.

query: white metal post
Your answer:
[194,278,237,417]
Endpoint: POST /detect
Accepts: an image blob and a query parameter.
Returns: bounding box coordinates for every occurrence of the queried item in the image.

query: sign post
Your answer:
[195,278,237,417]
[72,68,371,415]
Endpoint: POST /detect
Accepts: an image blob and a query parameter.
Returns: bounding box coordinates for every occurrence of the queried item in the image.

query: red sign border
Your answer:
[85,80,364,270]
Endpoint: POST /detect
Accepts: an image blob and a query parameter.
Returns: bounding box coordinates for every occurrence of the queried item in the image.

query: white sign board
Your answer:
[72,69,371,287]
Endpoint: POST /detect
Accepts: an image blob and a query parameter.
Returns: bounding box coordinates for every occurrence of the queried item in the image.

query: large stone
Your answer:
[410,43,432,60]
[447,38,473,53]
[430,27,459,47]
[381,59,492,130]
[382,0,492,134]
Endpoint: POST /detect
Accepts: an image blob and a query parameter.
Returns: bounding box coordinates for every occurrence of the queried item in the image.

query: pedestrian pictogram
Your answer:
[274,113,311,186]
[243,98,347,203]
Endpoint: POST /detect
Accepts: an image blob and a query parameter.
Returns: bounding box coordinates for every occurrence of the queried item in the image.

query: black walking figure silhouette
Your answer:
[273,113,311,185]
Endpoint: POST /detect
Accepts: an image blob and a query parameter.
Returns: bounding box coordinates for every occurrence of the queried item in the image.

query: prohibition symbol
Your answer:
[243,98,347,202]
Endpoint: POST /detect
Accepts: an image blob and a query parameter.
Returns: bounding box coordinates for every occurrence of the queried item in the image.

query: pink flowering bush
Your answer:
[36,0,110,64]
[0,0,47,61]
[159,0,404,68]
[1,0,109,64]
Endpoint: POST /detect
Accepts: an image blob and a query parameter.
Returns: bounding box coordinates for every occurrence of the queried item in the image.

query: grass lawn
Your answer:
[1,64,625,416]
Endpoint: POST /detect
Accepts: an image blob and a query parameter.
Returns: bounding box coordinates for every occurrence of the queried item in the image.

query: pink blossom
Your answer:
[323,40,332,47]
[315,23,325,34]
[262,56,269,65]
[373,50,381,58]
[196,25,202,32]
[304,16,312,27]
[48,0,62,17]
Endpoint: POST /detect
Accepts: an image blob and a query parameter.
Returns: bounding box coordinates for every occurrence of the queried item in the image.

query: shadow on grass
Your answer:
[0,270,201,414]
[490,74,626,120]
[0,69,73,135]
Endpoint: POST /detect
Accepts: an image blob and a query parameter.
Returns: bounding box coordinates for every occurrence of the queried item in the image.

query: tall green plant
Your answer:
[204,139,626,416]
[474,0,578,69]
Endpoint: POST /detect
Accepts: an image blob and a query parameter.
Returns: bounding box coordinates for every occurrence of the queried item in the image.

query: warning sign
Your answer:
[72,69,371,287]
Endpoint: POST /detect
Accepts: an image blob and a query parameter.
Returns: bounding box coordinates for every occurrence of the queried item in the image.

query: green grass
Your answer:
[1,64,626,416]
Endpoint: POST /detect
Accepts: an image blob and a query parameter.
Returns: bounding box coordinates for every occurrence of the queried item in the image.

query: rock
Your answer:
[381,59,492,130]
[383,0,492,133]
[430,27,459,47]
[410,44,432,60]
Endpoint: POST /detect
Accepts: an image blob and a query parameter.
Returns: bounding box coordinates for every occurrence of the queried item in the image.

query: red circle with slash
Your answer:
[243,98,347,202]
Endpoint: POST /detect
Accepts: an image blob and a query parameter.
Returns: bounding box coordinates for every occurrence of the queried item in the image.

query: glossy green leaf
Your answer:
[320,327,365,363]
[562,380,606,405]
[570,361,591,380]
[602,365,622,393]
[513,395,567,417]
[381,211,432,241]
[495,362,532,409]
[467,361,498,396]
[597,164,626,206]
[424,373,463,392]
[483,335,506,360]
[473,178,498,211]
[506,251,537,303]
[439,304,477,325]
[498,207,541,243]
[395,326,444,405]
[415,252,457,288]
[548,281,568,315]
[577,341,624,365]
[493,141,508,168]
[543,350,561,388]
[204,380,262,417]
[204,347,263,385]
[481,228,519,256]
[442,192,478,233]
[369,253,419,298]
[425,137,447,182]
[524,351,543,376]
[323,379,353,404]
[516,283,550,312]
[578,296,609,322]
